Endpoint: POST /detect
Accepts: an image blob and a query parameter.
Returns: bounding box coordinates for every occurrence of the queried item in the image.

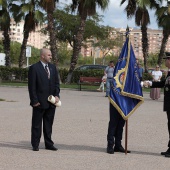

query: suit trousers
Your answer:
[107,103,125,148]
[167,111,170,147]
[31,106,55,148]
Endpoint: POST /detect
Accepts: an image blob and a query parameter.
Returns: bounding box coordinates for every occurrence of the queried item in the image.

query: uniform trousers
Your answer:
[167,111,170,147]
[107,103,125,148]
[31,106,55,148]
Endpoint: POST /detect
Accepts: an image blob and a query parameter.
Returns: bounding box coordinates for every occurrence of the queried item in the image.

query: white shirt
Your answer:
[152,70,162,81]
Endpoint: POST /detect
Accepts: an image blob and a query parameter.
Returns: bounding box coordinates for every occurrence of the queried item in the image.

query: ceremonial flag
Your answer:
[109,34,144,120]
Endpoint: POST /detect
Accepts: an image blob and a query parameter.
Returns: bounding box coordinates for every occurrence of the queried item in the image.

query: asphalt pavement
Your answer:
[0,86,170,170]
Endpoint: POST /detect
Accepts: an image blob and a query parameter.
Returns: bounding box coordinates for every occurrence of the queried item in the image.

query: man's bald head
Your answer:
[40,48,52,64]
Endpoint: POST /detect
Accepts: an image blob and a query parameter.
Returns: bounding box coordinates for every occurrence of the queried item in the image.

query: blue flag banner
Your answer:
[109,35,144,120]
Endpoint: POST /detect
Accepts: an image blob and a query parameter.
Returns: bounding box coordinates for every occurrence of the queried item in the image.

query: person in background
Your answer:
[28,48,60,151]
[105,61,114,97]
[150,65,162,100]
[143,52,170,158]
[97,73,107,92]
[138,63,144,81]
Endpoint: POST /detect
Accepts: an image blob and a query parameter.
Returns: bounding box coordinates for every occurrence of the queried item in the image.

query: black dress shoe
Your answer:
[33,147,39,151]
[45,146,58,151]
[165,152,170,158]
[114,146,131,153]
[161,148,170,155]
[107,147,114,154]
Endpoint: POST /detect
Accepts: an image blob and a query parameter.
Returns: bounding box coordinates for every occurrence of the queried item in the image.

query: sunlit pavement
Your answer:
[0,86,170,170]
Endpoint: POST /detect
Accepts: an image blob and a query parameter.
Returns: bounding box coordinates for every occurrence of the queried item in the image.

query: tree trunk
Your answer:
[141,25,149,73]
[157,29,170,66]
[3,29,11,67]
[47,12,57,62]
[66,16,86,83]
[19,30,29,68]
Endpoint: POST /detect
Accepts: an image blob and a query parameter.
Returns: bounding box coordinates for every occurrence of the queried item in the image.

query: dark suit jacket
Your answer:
[28,61,60,109]
[151,72,170,111]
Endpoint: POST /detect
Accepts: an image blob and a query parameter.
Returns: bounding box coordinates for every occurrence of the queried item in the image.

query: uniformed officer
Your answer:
[144,52,170,158]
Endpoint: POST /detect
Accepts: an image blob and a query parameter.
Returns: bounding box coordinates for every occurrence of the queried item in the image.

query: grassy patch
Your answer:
[0,81,28,86]
[0,81,163,92]
[0,98,5,101]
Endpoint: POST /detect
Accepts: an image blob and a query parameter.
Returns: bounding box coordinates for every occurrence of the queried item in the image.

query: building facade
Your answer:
[115,28,170,59]
[0,19,48,49]
[1,19,170,60]
[80,27,170,60]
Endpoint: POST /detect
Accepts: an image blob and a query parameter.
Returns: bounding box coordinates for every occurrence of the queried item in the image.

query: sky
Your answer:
[59,0,167,30]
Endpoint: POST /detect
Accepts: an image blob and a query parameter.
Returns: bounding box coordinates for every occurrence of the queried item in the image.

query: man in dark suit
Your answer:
[28,48,60,151]
[144,52,170,158]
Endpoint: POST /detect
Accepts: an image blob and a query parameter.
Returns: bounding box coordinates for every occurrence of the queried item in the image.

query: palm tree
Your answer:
[120,0,162,72]
[156,1,170,66]
[12,0,44,68]
[0,0,12,67]
[40,0,58,62]
[66,0,110,83]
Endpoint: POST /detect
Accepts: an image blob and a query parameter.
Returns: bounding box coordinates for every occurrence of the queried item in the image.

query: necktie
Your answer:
[45,65,50,79]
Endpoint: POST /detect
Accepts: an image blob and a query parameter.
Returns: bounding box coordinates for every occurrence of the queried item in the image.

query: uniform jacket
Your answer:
[28,61,60,109]
[151,72,170,111]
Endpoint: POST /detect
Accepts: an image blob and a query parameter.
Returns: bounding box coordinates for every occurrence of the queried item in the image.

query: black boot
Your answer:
[161,148,170,155]
[107,147,114,154]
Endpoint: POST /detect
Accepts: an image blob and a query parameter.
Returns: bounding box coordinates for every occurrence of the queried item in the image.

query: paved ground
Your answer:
[0,86,170,170]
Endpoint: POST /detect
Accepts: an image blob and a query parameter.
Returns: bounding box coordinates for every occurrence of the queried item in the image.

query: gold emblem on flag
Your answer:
[114,68,126,89]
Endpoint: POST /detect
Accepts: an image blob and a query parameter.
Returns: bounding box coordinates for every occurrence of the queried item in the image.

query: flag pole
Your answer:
[125,119,128,154]
[125,25,129,155]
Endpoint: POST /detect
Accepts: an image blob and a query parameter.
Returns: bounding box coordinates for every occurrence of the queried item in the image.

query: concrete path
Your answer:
[0,86,170,170]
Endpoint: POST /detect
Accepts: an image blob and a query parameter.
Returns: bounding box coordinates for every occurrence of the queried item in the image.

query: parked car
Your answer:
[75,64,107,71]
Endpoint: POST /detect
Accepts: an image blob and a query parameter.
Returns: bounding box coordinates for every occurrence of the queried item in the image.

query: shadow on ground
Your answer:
[0,141,162,156]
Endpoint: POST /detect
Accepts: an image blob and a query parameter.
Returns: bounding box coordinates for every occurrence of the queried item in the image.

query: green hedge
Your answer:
[0,66,104,83]
[0,66,28,81]
[0,66,166,83]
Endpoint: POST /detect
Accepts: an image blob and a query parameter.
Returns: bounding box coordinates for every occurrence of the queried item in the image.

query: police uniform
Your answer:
[151,52,170,157]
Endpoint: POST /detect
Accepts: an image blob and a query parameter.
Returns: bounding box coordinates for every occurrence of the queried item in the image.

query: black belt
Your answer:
[107,77,112,79]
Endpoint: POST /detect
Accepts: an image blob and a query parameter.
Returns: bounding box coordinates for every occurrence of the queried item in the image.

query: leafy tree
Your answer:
[12,0,44,68]
[29,46,40,64]
[40,0,58,62]
[52,8,108,47]
[0,40,4,52]
[57,42,72,65]
[156,1,170,66]
[10,41,40,66]
[65,0,110,83]
[93,27,123,65]
[0,0,12,67]
[148,52,159,67]
[120,0,162,72]
[10,41,21,65]
[1,39,39,66]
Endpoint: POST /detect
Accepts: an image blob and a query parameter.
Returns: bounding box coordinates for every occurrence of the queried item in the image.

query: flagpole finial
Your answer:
[126,25,130,37]
[126,25,129,31]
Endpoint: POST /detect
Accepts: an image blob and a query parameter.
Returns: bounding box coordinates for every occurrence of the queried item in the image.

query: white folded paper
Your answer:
[48,95,61,107]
